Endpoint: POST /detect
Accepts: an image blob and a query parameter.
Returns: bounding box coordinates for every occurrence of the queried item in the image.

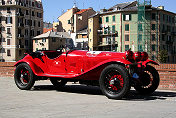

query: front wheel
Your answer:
[14,63,35,90]
[99,64,130,100]
[134,65,160,95]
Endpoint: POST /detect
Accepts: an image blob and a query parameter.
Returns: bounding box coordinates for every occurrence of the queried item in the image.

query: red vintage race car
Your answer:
[14,50,160,99]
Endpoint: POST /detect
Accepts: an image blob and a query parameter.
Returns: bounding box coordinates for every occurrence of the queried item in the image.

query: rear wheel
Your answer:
[50,78,67,88]
[134,65,160,94]
[99,64,130,99]
[14,63,35,90]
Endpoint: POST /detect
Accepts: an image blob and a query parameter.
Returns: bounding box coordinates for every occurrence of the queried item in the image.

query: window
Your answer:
[162,24,165,31]
[163,14,165,22]
[138,45,143,51]
[162,34,165,41]
[38,21,41,27]
[36,48,38,51]
[33,20,36,26]
[37,31,40,35]
[112,25,115,33]
[19,50,22,56]
[125,45,129,51]
[125,35,129,41]
[106,17,109,22]
[32,11,35,16]
[112,15,115,22]
[42,38,46,42]
[138,34,142,42]
[152,13,156,20]
[25,40,28,46]
[138,24,143,31]
[113,37,115,44]
[99,17,102,23]
[68,20,71,24]
[52,38,56,42]
[104,28,107,34]
[152,45,155,51]
[25,29,28,36]
[123,14,131,21]
[152,34,155,41]
[26,10,29,15]
[125,24,129,31]
[7,7,11,13]
[152,24,155,30]
[7,28,11,34]
[7,39,10,45]
[35,40,38,43]
[7,49,11,56]
[6,17,12,24]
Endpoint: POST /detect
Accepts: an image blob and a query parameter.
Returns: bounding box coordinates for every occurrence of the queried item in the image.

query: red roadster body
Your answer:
[14,50,160,99]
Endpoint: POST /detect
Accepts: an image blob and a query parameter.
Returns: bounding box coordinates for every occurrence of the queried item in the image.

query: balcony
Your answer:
[99,41,118,46]
[18,34,24,38]
[17,12,24,17]
[18,23,24,28]
[17,45,24,49]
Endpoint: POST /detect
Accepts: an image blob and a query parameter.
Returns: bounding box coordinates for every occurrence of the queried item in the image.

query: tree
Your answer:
[158,50,168,63]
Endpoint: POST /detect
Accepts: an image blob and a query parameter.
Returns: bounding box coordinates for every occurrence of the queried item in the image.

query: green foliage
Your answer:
[158,50,168,63]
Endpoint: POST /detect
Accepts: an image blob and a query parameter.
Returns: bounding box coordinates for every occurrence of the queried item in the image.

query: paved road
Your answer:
[0,77,176,118]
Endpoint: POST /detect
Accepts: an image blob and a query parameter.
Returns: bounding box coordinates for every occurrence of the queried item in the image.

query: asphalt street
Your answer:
[0,77,176,118]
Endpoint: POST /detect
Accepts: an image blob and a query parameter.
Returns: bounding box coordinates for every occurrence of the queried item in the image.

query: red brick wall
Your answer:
[0,62,15,77]
[151,64,176,90]
[0,62,176,90]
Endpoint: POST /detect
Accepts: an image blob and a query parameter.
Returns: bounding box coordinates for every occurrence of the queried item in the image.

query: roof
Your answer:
[33,31,71,39]
[75,8,90,14]
[109,1,137,10]
[43,28,53,33]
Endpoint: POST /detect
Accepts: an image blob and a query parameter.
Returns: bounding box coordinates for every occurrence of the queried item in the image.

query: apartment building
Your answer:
[57,6,96,50]
[0,0,43,62]
[33,31,72,51]
[88,1,176,63]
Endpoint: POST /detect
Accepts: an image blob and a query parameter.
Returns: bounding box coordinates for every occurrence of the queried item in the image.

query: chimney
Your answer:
[157,6,164,10]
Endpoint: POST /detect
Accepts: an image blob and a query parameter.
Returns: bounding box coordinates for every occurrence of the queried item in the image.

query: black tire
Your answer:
[50,78,67,88]
[134,65,160,95]
[14,63,35,90]
[99,64,130,99]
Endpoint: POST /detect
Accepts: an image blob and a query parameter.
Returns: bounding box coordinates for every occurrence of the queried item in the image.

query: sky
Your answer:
[42,0,176,23]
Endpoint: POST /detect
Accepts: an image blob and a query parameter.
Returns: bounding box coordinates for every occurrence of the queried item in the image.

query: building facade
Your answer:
[88,1,176,63]
[0,0,43,62]
[57,6,96,49]
[33,31,73,51]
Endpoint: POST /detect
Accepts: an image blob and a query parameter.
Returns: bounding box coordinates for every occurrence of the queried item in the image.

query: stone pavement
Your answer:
[0,77,176,118]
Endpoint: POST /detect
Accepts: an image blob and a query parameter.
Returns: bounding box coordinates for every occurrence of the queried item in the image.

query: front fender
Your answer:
[85,58,132,73]
[142,60,159,67]
[14,60,44,76]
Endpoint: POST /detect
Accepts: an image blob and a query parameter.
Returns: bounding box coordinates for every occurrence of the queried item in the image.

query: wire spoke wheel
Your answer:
[99,64,130,99]
[134,65,160,94]
[14,63,35,90]
[104,70,124,94]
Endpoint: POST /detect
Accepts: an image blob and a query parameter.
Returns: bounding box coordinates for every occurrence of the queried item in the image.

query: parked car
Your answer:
[14,50,160,99]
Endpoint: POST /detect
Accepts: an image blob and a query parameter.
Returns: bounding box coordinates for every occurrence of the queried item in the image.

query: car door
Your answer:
[65,53,84,74]
[47,54,66,74]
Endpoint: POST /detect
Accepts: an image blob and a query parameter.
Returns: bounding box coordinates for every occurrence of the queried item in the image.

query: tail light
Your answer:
[141,52,148,61]
[124,50,134,61]
[134,52,141,62]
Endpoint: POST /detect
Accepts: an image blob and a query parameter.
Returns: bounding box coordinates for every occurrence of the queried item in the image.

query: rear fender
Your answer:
[14,60,44,76]
[142,60,159,67]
